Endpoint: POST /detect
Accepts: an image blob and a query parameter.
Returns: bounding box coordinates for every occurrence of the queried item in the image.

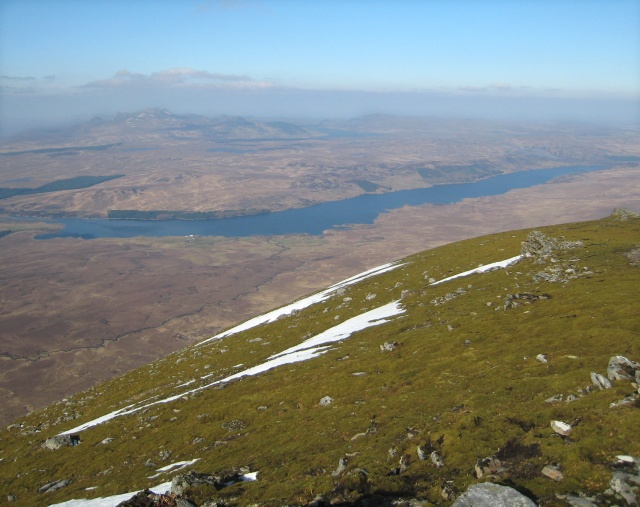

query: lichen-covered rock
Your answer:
[42,434,79,450]
[607,356,640,381]
[452,482,537,506]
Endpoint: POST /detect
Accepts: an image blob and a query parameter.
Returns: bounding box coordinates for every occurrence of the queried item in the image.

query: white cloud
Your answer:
[83,68,272,90]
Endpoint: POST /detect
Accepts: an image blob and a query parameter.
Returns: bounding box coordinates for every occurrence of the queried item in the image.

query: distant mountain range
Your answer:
[7,108,326,144]
[2,210,639,506]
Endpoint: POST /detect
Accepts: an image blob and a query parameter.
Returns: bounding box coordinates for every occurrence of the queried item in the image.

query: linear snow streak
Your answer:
[59,301,404,436]
[430,255,522,286]
[197,262,403,346]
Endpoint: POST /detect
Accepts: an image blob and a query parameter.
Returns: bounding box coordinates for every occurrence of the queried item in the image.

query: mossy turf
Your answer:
[1,214,639,506]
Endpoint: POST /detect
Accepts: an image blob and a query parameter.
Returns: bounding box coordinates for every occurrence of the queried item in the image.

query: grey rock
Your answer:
[430,451,445,468]
[220,419,246,431]
[452,483,537,506]
[545,394,564,403]
[380,341,399,352]
[177,499,198,507]
[608,355,640,381]
[7,495,16,502]
[399,453,411,473]
[610,393,639,408]
[536,354,548,363]
[38,479,72,494]
[541,464,564,481]
[172,470,243,495]
[610,208,639,220]
[42,434,79,450]
[319,396,333,406]
[610,470,640,505]
[590,372,612,390]
[551,420,572,436]
[564,495,599,507]
[331,457,348,476]
[475,456,505,478]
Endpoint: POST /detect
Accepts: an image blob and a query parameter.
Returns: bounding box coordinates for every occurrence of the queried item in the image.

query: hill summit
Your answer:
[1,211,639,507]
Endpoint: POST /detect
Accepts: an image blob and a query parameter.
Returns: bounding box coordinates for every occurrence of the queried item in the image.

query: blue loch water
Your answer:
[35,165,605,240]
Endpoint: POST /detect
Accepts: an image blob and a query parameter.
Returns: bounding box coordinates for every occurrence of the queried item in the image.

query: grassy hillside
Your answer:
[1,211,639,506]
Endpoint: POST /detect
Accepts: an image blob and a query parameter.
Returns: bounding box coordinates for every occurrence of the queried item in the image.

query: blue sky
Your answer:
[1,0,639,132]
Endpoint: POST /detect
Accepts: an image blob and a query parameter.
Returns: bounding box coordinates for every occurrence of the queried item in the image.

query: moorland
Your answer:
[0,110,638,426]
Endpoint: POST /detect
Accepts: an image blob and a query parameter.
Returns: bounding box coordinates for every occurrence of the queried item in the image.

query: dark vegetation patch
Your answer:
[0,143,121,156]
[0,175,125,200]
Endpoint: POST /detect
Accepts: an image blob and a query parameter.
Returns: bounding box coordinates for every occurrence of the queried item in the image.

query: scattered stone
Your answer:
[352,372,367,376]
[542,464,564,481]
[545,394,563,403]
[319,396,333,406]
[101,437,114,445]
[590,372,612,390]
[365,293,377,301]
[331,457,348,476]
[551,420,572,436]
[536,354,548,363]
[610,393,639,408]
[475,456,505,478]
[220,419,245,431]
[430,451,445,468]
[441,482,457,502]
[452,482,537,507]
[400,290,411,299]
[399,453,411,473]
[464,339,472,346]
[380,341,399,352]
[7,495,16,502]
[565,394,579,402]
[38,479,72,494]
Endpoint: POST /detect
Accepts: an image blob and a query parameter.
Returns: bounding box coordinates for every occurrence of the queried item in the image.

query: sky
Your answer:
[1,0,639,133]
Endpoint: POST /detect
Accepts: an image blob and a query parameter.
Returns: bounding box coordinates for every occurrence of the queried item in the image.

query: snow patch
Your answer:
[197,262,403,346]
[430,255,522,286]
[58,301,404,435]
[49,481,172,507]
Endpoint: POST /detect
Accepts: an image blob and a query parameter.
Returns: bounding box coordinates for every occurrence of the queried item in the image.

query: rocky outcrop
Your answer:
[451,483,537,506]
[610,208,639,221]
[42,434,80,450]
[521,231,583,262]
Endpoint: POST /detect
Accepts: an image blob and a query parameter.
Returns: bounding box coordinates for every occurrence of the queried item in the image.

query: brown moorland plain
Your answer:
[0,113,638,425]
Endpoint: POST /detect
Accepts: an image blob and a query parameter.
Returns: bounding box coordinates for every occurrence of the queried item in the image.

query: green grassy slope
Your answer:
[1,212,639,506]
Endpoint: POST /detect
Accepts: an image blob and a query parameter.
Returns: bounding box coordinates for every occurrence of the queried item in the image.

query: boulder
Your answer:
[452,483,537,506]
[607,356,640,381]
[42,434,80,450]
[171,469,246,496]
[319,396,333,406]
[38,479,72,494]
[551,420,572,436]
